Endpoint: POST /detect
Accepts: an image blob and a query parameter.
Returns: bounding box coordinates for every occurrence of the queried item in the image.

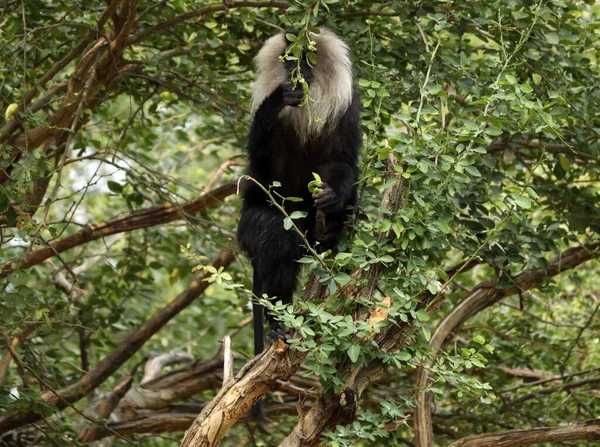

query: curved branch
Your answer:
[181,340,306,446]
[413,242,600,447]
[1,182,236,279]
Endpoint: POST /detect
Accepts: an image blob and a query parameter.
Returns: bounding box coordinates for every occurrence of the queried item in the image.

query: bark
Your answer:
[0,249,235,434]
[180,340,306,446]
[88,403,300,441]
[77,369,137,442]
[413,243,600,447]
[448,418,600,447]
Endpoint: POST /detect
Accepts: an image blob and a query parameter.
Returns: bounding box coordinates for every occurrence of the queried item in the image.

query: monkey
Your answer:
[237,28,361,364]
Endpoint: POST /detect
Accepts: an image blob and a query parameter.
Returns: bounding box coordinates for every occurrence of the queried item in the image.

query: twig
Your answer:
[222,336,233,384]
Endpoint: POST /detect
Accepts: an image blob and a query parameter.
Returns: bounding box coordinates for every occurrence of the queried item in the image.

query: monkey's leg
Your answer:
[239,203,304,343]
[252,238,302,342]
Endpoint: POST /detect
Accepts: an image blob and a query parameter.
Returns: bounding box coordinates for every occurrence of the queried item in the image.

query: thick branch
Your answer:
[89,403,300,441]
[1,182,236,279]
[0,249,235,434]
[180,340,306,446]
[448,418,600,447]
[128,1,289,45]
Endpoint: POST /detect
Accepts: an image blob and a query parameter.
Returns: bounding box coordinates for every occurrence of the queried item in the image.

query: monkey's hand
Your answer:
[313,183,344,214]
[267,319,294,342]
[314,221,342,253]
[280,83,305,107]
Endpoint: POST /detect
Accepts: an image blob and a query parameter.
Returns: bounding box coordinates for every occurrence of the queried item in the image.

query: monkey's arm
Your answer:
[313,91,361,214]
[246,84,304,169]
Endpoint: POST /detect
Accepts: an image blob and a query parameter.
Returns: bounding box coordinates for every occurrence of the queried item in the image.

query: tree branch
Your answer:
[1,182,236,279]
[0,249,235,434]
[128,1,289,46]
[448,418,600,447]
[413,242,600,447]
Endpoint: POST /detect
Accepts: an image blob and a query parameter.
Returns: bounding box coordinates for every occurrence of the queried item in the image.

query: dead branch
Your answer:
[221,336,233,385]
[141,352,195,384]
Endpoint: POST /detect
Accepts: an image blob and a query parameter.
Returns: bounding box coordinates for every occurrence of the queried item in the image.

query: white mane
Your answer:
[251,28,354,143]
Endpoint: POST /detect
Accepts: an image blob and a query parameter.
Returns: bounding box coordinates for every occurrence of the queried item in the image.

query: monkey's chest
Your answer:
[270,136,323,197]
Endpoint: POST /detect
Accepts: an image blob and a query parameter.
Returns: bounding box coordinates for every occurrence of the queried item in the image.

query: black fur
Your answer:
[237,40,361,418]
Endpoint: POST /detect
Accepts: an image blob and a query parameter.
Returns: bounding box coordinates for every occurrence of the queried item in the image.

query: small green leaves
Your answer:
[473,335,486,345]
[5,103,18,121]
[308,172,323,193]
[347,344,361,363]
[510,194,532,209]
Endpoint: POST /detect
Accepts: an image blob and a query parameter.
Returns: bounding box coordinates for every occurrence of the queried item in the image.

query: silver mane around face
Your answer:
[251,28,354,143]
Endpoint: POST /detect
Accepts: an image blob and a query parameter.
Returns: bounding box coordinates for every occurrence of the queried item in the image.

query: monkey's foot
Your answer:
[267,320,294,343]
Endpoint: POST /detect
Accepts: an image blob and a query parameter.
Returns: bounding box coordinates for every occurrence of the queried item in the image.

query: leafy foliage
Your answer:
[0,0,599,446]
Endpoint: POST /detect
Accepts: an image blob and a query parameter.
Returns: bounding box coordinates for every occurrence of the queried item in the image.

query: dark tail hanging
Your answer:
[251,298,265,419]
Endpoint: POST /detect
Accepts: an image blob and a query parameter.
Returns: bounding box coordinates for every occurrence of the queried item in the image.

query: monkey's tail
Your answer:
[251,302,265,419]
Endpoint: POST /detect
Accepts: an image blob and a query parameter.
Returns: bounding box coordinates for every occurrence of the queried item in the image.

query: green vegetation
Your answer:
[0,0,599,446]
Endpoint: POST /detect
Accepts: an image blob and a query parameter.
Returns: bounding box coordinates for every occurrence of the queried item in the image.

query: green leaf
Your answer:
[559,154,571,172]
[511,194,532,209]
[334,273,352,285]
[416,309,430,321]
[308,172,323,193]
[437,221,450,234]
[5,103,18,121]
[544,32,559,45]
[473,335,485,345]
[283,217,293,230]
[347,344,361,363]
[518,83,533,94]
[422,326,431,341]
[396,352,411,361]
[464,122,479,132]
[107,181,123,193]
[464,165,481,177]
[290,211,307,219]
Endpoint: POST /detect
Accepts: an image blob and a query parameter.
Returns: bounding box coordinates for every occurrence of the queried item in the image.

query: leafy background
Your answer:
[0,0,599,446]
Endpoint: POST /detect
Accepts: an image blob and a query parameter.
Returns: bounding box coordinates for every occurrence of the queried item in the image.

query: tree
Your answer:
[1,0,599,446]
